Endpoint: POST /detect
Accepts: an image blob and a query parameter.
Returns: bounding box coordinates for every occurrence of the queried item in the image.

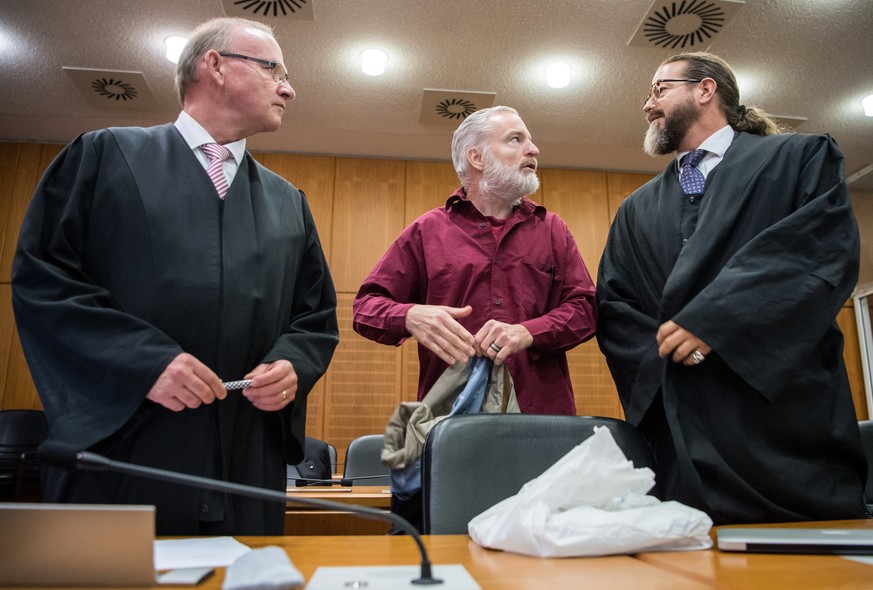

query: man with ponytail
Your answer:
[597,52,869,525]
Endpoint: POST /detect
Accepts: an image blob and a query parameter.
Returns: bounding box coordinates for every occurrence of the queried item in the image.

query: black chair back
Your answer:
[343,434,391,486]
[0,409,48,501]
[858,420,873,505]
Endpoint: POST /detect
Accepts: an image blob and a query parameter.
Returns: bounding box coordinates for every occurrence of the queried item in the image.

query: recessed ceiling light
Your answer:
[862,94,873,117]
[360,49,388,76]
[165,36,187,64]
[545,62,570,89]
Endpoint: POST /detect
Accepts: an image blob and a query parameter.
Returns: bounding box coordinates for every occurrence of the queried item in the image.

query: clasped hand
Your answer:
[146,353,297,411]
[656,320,712,366]
[404,304,533,366]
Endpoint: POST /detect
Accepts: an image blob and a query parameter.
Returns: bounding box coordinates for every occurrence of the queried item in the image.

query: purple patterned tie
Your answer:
[201,143,231,199]
[679,149,707,194]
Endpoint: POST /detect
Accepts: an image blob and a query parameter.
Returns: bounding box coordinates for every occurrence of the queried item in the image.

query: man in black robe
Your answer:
[597,51,869,525]
[11,17,338,535]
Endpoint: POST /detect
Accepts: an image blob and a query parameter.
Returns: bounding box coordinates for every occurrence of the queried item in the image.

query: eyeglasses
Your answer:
[645,78,701,104]
[219,52,290,85]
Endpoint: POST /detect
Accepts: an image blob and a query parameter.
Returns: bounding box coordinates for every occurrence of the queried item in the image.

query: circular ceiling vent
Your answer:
[642,1,728,49]
[435,98,478,120]
[90,78,139,102]
[227,0,309,17]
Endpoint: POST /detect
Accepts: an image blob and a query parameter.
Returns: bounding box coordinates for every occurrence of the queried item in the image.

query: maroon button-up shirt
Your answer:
[352,188,596,415]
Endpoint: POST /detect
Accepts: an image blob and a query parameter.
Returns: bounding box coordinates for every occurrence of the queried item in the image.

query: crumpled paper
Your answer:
[467,425,713,557]
[222,546,303,590]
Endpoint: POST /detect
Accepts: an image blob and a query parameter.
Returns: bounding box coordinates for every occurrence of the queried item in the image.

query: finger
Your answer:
[675,341,701,364]
[672,341,695,363]
[492,346,508,366]
[656,320,680,346]
[428,329,474,363]
[444,305,473,319]
[474,322,500,353]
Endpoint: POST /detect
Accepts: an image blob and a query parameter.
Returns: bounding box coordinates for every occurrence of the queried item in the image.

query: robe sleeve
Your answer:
[672,135,859,398]
[596,204,664,423]
[260,191,339,396]
[11,133,182,447]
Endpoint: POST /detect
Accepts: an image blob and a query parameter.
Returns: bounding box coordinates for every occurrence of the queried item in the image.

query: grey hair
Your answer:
[174,17,276,105]
[661,51,787,136]
[451,106,520,183]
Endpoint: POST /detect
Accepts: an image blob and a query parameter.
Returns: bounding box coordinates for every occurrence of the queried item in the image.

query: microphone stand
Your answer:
[291,474,389,487]
[47,445,442,586]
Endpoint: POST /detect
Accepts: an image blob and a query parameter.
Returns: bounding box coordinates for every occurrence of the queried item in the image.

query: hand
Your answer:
[656,320,712,366]
[146,353,226,411]
[474,321,533,366]
[241,359,298,412]
[405,304,476,365]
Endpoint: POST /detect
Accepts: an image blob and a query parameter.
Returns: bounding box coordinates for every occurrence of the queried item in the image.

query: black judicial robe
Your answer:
[11,124,339,534]
[597,131,869,525]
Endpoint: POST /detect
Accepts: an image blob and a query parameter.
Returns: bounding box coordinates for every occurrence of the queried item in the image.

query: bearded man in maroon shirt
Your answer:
[353,105,596,416]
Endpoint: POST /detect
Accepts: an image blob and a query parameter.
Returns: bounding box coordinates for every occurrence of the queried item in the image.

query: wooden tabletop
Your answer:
[235,520,873,590]
[285,485,391,509]
[636,519,873,590]
[204,535,714,590]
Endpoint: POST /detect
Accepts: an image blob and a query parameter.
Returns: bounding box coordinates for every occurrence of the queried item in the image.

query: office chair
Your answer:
[343,434,391,486]
[858,420,873,505]
[421,414,658,534]
[0,409,48,501]
[286,437,337,485]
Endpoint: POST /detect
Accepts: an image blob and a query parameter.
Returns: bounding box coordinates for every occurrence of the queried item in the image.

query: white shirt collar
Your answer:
[676,124,734,165]
[173,111,246,164]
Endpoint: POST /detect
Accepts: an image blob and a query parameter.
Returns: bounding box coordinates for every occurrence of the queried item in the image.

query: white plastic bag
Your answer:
[467,426,713,557]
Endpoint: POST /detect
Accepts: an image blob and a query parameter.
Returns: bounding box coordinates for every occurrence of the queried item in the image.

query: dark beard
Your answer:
[643,98,699,156]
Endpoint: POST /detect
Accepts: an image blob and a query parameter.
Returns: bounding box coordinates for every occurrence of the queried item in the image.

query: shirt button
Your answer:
[681,238,688,246]
[479,222,486,228]
[495,298,501,305]
[689,196,696,203]
[200,503,210,514]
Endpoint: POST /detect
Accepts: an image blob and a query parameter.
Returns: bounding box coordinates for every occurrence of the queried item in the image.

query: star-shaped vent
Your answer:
[420,90,496,125]
[628,0,744,50]
[63,67,157,110]
[221,0,314,20]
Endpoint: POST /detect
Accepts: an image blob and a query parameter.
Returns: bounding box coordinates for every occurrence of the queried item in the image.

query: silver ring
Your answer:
[281,390,288,401]
[691,350,705,365]
[489,342,502,353]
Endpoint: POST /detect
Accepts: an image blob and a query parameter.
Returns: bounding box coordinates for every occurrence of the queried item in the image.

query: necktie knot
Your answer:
[681,148,707,169]
[201,143,231,199]
[679,149,707,194]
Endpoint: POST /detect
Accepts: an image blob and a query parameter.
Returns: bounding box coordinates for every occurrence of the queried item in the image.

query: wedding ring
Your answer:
[490,342,502,353]
[691,350,705,365]
[281,390,288,401]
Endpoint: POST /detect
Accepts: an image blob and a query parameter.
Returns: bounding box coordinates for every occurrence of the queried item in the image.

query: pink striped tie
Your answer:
[201,143,231,199]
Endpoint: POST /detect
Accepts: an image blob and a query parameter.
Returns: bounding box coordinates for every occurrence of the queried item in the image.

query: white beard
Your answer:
[479,150,539,204]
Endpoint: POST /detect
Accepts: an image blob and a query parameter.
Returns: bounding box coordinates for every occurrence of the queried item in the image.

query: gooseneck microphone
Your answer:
[39,440,442,586]
[291,474,390,487]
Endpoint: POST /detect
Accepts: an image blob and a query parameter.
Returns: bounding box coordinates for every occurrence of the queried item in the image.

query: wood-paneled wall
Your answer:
[0,141,868,468]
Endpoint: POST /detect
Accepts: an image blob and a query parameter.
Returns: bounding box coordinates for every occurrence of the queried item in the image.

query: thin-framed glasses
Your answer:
[645,78,701,104]
[219,52,290,84]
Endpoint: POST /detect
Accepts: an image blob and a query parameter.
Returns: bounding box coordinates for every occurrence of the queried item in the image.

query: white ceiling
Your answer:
[1,0,872,189]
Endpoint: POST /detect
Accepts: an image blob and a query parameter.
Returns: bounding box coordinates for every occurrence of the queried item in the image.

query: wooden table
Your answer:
[637,519,873,590]
[231,520,872,590]
[284,485,392,535]
[199,535,714,590]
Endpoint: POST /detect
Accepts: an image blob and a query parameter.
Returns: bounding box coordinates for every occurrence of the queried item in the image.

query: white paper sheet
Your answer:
[154,536,251,570]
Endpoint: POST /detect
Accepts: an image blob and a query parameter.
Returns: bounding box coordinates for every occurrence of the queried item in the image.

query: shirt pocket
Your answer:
[519,260,559,318]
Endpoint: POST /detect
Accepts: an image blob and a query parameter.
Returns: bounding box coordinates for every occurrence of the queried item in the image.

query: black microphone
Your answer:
[290,474,391,487]
[39,440,442,586]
